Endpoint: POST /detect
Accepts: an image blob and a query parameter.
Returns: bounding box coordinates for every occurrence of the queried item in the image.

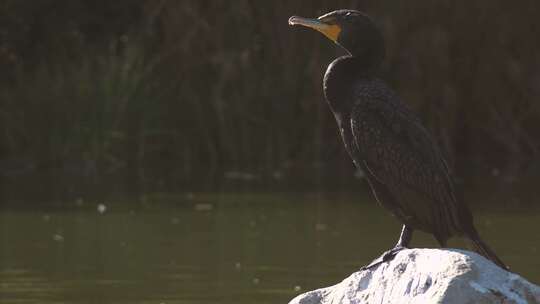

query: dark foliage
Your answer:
[1,0,539,197]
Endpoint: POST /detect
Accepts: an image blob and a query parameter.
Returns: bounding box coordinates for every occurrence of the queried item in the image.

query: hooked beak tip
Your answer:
[288,16,301,26]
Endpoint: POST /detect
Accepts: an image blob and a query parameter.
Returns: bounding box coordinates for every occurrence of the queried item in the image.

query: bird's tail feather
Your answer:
[467,230,508,270]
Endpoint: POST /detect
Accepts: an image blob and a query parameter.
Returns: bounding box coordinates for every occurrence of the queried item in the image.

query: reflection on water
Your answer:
[1,192,539,303]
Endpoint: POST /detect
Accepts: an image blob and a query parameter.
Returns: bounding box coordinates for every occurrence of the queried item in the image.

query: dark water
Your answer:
[1,192,539,303]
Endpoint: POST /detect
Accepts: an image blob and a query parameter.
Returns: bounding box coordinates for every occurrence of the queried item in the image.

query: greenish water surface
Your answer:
[1,192,539,303]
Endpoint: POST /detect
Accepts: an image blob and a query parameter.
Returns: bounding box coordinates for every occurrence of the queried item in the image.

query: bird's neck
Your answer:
[323,55,378,115]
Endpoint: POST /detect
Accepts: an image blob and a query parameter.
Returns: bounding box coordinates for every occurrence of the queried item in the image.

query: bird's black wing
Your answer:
[350,98,469,237]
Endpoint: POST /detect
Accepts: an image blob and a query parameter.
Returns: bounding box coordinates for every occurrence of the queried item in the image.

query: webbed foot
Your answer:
[360,245,407,271]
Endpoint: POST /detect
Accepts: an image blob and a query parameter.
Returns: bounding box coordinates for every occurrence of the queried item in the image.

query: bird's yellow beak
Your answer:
[288,16,341,42]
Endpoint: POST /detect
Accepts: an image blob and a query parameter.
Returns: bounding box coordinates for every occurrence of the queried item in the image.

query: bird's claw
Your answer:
[360,245,407,271]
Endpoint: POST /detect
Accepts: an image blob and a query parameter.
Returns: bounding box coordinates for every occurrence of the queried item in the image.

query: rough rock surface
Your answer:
[289,249,540,304]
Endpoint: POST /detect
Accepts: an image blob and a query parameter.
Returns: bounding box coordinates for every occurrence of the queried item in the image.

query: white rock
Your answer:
[289,248,540,304]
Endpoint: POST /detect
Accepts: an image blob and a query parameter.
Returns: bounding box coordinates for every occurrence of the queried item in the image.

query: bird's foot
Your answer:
[359,245,407,271]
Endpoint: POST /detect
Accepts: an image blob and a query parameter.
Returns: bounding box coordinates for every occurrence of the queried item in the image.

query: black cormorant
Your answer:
[289,10,507,270]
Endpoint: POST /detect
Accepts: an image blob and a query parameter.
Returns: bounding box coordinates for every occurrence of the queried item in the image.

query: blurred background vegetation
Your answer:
[1,0,539,203]
[1,2,540,301]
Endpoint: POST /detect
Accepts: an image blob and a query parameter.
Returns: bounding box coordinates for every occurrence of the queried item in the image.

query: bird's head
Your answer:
[289,10,384,64]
